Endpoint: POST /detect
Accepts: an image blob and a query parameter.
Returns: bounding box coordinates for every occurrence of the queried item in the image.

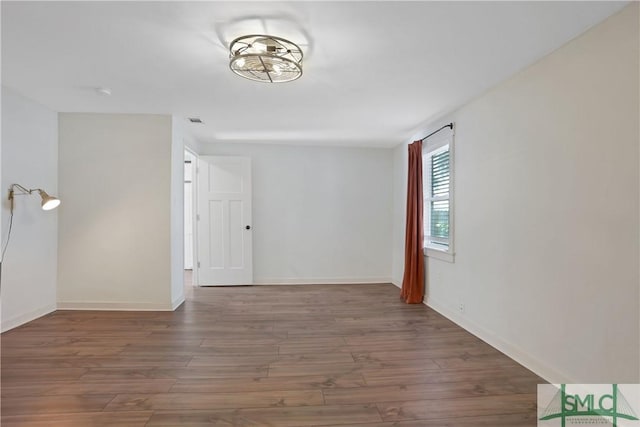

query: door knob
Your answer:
[245,225,251,230]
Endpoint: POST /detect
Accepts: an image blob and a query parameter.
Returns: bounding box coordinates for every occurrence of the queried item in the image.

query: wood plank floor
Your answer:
[1,282,544,426]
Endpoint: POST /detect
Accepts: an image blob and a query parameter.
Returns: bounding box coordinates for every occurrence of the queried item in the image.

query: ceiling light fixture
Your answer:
[229,34,303,83]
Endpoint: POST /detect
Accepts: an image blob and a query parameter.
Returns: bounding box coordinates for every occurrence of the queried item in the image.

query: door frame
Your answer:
[185,145,199,287]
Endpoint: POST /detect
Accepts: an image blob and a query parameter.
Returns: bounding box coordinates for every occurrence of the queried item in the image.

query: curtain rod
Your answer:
[419,122,454,142]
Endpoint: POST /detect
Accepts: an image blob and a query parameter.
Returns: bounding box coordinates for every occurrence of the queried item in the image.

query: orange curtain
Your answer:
[401,141,425,304]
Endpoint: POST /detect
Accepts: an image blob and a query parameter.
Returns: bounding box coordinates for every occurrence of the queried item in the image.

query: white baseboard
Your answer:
[57,300,176,311]
[171,294,185,310]
[1,303,57,333]
[252,277,393,285]
[425,296,573,384]
[389,280,570,383]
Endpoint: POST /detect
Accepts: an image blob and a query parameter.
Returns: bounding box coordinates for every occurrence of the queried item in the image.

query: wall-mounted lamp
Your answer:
[8,184,61,212]
[1,184,60,290]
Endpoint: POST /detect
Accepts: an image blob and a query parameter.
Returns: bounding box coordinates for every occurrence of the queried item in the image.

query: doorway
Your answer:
[184,150,197,288]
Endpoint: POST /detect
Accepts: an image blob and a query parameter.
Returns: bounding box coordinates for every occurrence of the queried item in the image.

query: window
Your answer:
[423,136,454,261]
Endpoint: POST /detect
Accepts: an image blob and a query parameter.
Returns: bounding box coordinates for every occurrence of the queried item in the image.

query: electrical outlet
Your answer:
[458,303,465,313]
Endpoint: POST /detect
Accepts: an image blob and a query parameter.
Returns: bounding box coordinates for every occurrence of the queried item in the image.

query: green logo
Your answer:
[539,384,639,427]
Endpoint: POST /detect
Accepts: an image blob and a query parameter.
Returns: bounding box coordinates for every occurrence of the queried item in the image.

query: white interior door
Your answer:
[197,156,252,286]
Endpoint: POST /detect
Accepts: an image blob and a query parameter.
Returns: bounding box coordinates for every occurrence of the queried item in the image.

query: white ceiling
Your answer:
[1,1,628,147]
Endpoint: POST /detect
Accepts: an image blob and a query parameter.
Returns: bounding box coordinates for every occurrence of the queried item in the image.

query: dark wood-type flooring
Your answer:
[1,282,544,426]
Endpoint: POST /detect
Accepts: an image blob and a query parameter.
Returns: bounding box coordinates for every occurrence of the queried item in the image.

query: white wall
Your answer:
[1,87,58,331]
[170,116,185,308]
[392,4,639,383]
[58,113,179,310]
[391,144,408,287]
[199,143,393,284]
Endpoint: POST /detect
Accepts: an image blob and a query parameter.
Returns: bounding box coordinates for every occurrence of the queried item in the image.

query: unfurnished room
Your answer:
[0,1,638,426]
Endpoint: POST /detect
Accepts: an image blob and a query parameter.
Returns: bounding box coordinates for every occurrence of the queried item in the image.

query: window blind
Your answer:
[424,146,450,246]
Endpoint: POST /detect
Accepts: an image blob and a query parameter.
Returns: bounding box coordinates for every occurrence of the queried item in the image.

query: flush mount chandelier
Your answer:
[229,35,303,83]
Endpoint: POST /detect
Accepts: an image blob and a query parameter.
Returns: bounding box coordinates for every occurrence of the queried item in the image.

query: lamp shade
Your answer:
[38,190,60,211]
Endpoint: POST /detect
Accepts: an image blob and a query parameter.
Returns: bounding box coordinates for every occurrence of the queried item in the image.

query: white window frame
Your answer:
[423,132,455,263]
